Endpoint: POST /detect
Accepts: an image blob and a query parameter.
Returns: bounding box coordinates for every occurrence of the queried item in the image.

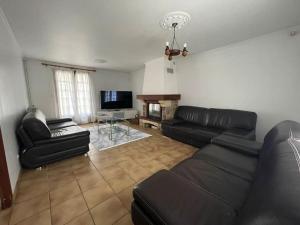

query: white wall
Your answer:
[25,58,131,117]
[91,69,131,111]
[130,67,145,113]
[25,59,57,118]
[142,57,178,95]
[177,26,300,141]
[0,8,28,191]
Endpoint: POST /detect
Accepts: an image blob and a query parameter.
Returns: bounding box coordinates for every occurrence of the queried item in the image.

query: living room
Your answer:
[0,0,300,225]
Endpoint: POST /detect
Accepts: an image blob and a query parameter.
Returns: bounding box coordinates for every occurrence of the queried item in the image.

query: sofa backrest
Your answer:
[16,126,33,150]
[237,120,300,225]
[262,120,300,150]
[206,108,257,130]
[174,106,257,131]
[22,109,51,141]
[174,106,208,126]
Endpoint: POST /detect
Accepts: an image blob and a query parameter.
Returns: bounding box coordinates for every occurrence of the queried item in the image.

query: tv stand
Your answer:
[97,108,138,120]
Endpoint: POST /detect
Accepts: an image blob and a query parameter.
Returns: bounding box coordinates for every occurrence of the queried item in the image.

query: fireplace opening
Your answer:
[148,103,162,121]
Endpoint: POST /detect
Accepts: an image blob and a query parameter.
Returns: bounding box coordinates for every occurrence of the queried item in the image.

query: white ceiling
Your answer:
[1,0,300,72]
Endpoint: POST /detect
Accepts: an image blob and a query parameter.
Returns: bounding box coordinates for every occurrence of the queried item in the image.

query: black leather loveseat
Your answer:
[132,120,300,225]
[162,106,257,147]
[17,109,90,168]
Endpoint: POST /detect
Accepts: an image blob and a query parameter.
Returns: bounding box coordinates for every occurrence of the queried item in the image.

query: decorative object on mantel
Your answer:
[160,11,191,61]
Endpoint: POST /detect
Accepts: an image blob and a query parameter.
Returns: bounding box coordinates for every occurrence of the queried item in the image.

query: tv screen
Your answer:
[100,91,133,109]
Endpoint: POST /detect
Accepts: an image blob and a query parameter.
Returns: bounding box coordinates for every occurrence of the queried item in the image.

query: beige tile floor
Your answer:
[0,125,196,225]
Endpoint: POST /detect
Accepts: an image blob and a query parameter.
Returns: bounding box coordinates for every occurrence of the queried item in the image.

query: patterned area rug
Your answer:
[89,123,152,151]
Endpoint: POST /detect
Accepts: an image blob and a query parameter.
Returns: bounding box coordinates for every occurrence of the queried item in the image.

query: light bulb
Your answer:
[166,42,169,47]
[183,43,187,48]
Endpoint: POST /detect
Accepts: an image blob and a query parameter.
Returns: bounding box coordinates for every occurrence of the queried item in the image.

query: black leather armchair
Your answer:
[17,109,90,168]
[162,106,257,147]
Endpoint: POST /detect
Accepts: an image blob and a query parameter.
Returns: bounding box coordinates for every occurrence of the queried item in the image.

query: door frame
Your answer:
[0,127,12,209]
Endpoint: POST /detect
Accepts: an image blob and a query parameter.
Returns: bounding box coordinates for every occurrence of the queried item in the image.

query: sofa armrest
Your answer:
[161,119,183,126]
[211,134,262,157]
[46,118,73,125]
[132,170,235,225]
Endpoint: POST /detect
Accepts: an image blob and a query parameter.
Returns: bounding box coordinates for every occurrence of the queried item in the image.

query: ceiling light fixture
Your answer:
[160,11,191,61]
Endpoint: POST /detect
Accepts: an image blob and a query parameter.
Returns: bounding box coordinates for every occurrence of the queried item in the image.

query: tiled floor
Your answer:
[0,124,196,225]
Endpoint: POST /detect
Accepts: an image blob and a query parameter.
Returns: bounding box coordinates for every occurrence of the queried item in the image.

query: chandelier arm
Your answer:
[171,25,176,49]
[175,38,180,50]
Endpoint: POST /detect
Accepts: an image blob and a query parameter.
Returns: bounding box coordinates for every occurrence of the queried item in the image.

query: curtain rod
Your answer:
[41,63,96,72]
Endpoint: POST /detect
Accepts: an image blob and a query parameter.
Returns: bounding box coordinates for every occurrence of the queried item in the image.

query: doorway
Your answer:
[0,96,12,209]
[0,128,12,209]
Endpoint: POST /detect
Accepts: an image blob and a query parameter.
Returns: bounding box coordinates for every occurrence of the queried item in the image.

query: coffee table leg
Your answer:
[109,120,112,140]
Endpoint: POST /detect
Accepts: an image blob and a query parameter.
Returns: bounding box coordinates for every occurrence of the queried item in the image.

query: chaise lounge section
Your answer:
[132,120,300,225]
[162,106,257,147]
[17,109,90,168]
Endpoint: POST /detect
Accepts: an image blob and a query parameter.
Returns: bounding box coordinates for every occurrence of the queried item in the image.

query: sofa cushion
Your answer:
[193,144,258,181]
[207,108,257,131]
[162,125,211,148]
[22,109,51,141]
[174,106,208,126]
[211,134,261,157]
[173,122,222,143]
[133,170,236,225]
[172,159,251,210]
[161,119,184,127]
[222,128,256,140]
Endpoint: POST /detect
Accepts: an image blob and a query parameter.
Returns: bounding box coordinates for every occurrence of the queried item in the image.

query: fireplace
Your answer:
[137,94,181,129]
[148,103,162,121]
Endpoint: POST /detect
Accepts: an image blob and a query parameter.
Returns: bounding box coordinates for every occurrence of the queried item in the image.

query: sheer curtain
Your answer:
[54,69,76,118]
[74,71,96,124]
[54,69,96,124]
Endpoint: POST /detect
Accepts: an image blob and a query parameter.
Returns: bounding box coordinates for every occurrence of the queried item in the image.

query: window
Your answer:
[76,72,92,116]
[55,70,75,118]
[104,90,117,102]
[54,69,95,123]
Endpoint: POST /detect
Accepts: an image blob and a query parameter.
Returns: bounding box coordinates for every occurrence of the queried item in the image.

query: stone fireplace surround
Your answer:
[137,94,181,129]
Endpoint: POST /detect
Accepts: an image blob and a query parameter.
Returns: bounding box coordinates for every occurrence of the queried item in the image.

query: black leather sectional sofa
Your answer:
[132,120,300,225]
[162,106,257,147]
[17,109,90,168]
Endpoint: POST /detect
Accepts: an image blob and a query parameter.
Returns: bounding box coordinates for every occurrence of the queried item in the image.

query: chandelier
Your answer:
[160,11,191,61]
[165,23,188,61]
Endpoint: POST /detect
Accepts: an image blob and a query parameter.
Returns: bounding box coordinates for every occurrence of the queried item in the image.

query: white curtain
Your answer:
[54,69,96,124]
[74,71,96,124]
[55,69,76,118]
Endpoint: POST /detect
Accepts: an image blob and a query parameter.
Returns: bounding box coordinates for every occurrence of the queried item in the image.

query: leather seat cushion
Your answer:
[172,123,222,140]
[133,170,236,225]
[48,121,77,130]
[172,159,251,210]
[193,144,258,181]
[222,128,255,140]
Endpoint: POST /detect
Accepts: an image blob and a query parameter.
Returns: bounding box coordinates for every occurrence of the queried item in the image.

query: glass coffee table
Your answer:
[95,113,130,141]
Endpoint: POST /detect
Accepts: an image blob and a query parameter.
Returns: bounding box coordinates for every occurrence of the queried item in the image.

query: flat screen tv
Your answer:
[100,90,133,109]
